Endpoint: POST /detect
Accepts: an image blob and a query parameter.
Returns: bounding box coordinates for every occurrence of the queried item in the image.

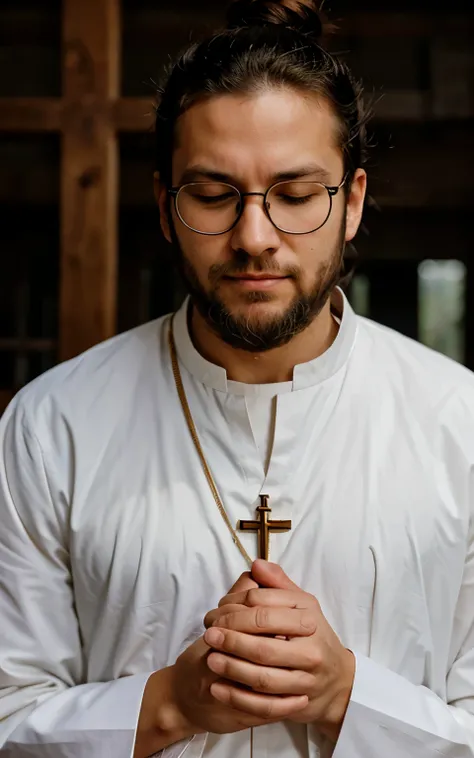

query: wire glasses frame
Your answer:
[168,174,348,236]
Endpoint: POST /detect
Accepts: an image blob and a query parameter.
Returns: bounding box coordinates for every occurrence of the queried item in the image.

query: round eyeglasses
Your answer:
[168,176,347,236]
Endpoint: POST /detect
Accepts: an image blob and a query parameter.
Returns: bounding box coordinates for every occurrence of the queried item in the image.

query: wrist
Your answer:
[154,666,198,741]
[319,650,355,744]
[134,667,196,758]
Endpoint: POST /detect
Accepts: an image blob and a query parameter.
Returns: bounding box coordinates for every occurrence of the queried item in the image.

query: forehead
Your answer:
[172,89,343,184]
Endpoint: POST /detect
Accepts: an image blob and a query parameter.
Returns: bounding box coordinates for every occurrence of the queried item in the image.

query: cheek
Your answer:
[292,233,333,268]
[178,231,228,274]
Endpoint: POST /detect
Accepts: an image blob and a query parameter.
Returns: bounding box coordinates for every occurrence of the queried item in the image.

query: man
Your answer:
[2,1,474,757]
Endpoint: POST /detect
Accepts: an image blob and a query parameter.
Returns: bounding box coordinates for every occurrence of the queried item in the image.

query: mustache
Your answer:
[209,260,299,284]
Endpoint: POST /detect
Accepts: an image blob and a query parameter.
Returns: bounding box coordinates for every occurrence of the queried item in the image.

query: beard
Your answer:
[169,219,346,353]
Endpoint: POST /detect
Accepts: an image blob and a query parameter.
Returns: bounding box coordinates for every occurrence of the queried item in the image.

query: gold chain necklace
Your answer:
[168,315,253,568]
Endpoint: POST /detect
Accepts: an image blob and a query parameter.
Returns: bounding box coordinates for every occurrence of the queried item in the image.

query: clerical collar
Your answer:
[171,287,358,393]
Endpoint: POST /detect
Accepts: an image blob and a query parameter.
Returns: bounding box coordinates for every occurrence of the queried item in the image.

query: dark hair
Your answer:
[155,0,370,285]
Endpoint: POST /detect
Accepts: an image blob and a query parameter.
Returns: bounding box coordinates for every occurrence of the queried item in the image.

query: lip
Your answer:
[224,275,289,290]
[225,274,288,280]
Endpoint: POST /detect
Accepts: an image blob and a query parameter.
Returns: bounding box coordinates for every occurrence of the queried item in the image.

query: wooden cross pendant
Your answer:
[239,494,292,561]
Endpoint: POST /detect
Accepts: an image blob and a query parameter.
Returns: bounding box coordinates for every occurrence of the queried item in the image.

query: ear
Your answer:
[345,168,367,243]
[154,171,172,243]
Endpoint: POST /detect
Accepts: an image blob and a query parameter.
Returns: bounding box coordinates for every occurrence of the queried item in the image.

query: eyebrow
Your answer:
[177,163,334,186]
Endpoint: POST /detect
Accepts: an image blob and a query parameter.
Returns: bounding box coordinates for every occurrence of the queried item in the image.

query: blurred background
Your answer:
[0,0,473,413]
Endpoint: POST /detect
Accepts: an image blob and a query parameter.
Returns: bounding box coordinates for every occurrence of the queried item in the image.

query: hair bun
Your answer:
[226,0,324,42]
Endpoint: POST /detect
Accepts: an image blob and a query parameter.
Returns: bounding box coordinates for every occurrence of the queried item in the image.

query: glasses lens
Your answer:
[266,182,331,233]
[177,183,241,234]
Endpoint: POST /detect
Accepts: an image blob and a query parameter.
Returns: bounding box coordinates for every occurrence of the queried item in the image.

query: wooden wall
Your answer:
[1,0,473,411]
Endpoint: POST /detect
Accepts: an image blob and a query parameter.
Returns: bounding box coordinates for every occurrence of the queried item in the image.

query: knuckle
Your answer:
[255,670,272,693]
[260,698,275,720]
[222,631,237,654]
[255,606,270,630]
[218,614,231,628]
[297,670,314,692]
[247,588,260,606]
[255,638,273,664]
[305,647,323,670]
[218,612,233,629]
[299,611,318,635]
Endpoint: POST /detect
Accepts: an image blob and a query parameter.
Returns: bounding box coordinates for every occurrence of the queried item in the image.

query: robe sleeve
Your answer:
[0,396,177,758]
[333,513,474,757]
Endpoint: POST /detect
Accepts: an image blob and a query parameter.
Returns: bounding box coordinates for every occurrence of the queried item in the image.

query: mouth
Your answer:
[223,274,290,290]
[227,274,287,280]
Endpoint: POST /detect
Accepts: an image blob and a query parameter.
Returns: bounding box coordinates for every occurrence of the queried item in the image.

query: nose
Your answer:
[230,194,281,258]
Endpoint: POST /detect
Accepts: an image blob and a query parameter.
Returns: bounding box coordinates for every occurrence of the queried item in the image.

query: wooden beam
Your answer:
[113,98,155,132]
[60,0,121,360]
[0,97,155,133]
[0,90,470,135]
[0,98,62,131]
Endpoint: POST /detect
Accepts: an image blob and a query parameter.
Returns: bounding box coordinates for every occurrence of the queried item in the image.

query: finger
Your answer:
[251,560,300,591]
[208,652,313,696]
[228,571,259,595]
[210,681,308,720]
[219,588,311,609]
[214,607,317,637]
[204,604,247,629]
[204,627,317,671]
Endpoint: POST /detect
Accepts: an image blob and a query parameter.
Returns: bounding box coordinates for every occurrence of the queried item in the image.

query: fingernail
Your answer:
[205,628,224,647]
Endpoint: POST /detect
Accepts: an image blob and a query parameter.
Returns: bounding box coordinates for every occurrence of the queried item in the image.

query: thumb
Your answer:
[251,559,299,590]
[227,570,259,595]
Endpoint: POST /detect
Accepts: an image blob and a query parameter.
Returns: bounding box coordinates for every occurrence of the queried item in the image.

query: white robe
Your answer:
[2,289,474,757]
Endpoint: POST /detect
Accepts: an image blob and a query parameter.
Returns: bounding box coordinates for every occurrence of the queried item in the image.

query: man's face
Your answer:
[156,89,366,352]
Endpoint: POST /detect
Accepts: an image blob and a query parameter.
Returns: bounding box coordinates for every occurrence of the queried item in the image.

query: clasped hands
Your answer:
[202,559,355,742]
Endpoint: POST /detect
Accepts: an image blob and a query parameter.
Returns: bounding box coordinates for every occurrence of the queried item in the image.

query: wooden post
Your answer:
[60,0,121,360]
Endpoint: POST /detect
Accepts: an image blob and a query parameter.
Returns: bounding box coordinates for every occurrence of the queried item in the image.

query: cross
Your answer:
[239,495,292,561]
[0,0,156,375]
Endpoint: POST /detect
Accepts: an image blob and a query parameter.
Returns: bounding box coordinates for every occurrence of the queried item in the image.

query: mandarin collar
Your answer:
[171,287,358,394]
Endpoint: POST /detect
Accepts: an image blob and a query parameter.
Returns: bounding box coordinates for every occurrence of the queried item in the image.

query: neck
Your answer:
[189,299,340,385]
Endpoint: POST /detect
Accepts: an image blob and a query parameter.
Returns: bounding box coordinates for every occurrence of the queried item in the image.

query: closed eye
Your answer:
[194,193,236,205]
[276,194,314,205]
